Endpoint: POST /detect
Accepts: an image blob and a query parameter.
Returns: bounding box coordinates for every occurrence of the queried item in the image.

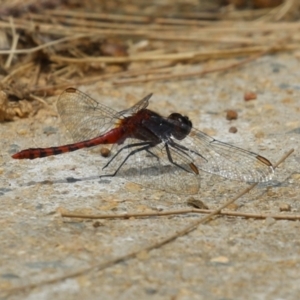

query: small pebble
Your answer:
[254,131,265,139]
[226,110,238,120]
[210,256,229,264]
[100,147,111,157]
[93,221,103,228]
[229,126,238,133]
[17,129,28,135]
[279,203,291,212]
[244,91,257,101]
[187,197,209,209]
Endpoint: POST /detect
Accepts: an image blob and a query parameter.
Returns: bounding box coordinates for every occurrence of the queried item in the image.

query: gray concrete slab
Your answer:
[1,54,300,299]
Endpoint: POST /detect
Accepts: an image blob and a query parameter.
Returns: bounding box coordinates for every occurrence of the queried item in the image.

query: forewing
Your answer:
[57,88,118,142]
[115,93,152,118]
[101,138,200,195]
[173,128,274,183]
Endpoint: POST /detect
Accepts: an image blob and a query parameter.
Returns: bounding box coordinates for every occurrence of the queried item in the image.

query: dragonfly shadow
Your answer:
[115,164,180,178]
[109,163,201,195]
[17,175,112,189]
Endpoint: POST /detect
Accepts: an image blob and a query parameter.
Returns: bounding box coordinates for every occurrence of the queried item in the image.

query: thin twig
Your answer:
[256,0,296,22]
[273,0,296,21]
[61,207,300,221]
[28,12,188,33]
[29,94,50,107]
[46,9,151,23]
[49,43,299,66]
[3,149,293,296]
[4,17,19,69]
[1,62,34,83]
[30,64,41,87]
[0,33,93,55]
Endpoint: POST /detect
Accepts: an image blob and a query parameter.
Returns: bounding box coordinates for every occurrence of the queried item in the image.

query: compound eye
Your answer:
[168,113,192,140]
[168,113,181,120]
[168,113,192,127]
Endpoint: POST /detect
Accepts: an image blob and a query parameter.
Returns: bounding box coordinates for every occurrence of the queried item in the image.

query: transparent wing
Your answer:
[57,89,152,143]
[57,88,119,142]
[172,128,274,183]
[115,93,152,118]
[100,138,200,195]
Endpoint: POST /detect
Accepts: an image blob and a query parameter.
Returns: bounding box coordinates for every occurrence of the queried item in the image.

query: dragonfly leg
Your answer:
[100,143,154,178]
[102,142,153,170]
[164,143,196,174]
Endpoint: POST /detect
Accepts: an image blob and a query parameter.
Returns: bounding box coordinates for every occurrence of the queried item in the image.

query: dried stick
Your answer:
[3,149,293,296]
[46,9,151,23]
[4,17,19,69]
[0,33,92,55]
[28,12,188,34]
[62,208,300,221]
[1,62,34,83]
[256,0,296,22]
[49,43,299,66]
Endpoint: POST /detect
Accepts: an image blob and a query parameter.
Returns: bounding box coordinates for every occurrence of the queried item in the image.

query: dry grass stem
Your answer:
[114,40,288,85]
[0,2,299,99]
[4,17,19,68]
[0,33,92,55]
[49,43,298,66]
[62,208,300,221]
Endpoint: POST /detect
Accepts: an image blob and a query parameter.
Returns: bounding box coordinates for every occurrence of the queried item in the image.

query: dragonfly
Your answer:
[12,87,274,194]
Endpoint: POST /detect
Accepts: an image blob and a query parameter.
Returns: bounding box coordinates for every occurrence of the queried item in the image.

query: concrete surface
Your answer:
[1,54,300,299]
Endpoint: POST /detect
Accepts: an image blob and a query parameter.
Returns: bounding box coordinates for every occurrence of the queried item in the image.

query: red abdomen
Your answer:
[12,127,124,160]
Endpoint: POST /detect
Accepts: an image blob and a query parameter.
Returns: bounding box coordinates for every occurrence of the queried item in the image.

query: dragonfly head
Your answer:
[168,113,192,140]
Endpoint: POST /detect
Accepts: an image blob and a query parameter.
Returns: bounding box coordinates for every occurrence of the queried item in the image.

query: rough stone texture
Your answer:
[1,54,300,299]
